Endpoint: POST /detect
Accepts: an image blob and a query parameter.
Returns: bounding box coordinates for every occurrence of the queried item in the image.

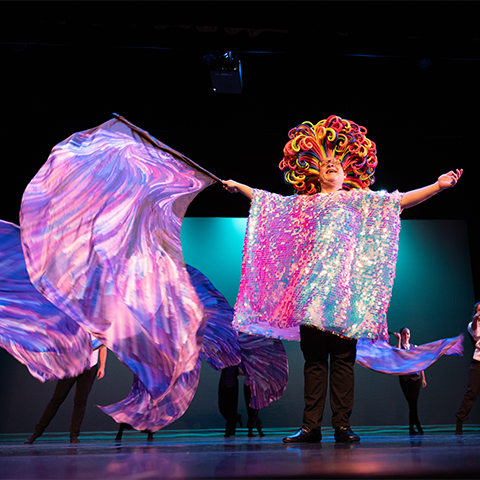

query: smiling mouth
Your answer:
[326,168,337,174]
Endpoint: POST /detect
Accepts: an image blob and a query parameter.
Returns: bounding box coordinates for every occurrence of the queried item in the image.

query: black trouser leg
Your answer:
[300,326,329,431]
[33,376,78,437]
[456,359,480,422]
[244,384,261,431]
[218,367,239,436]
[70,365,98,438]
[400,377,421,430]
[329,334,357,429]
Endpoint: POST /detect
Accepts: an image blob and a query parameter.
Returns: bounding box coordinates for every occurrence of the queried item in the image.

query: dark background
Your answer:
[1,1,479,434]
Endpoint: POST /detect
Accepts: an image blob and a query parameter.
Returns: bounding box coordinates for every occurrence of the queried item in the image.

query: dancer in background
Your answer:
[218,363,265,438]
[218,365,244,437]
[223,114,463,443]
[455,302,480,435]
[393,328,427,434]
[24,343,106,444]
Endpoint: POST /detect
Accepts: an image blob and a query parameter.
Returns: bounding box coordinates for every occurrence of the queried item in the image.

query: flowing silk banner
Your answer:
[356,335,463,375]
[0,220,92,381]
[20,116,216,402]
[98,265,288,431]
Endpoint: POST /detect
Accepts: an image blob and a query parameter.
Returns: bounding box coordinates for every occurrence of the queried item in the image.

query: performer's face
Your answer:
[401,328,411,343]
[318,157,345,192]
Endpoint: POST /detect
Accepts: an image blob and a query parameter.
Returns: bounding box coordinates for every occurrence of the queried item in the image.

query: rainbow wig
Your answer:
[279,115,378,194]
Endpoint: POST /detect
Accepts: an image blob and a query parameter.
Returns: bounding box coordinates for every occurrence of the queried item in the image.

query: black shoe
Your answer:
[257,427,265,437]
[24,434,38,444]
[70,436,80,444]
[283,427,321,444]
[334,427,360,443]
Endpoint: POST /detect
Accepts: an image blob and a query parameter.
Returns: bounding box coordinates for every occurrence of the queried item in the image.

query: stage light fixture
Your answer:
[205,52,243,94]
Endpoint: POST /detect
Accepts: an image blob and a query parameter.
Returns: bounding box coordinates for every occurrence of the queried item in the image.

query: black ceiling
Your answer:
[1,1,480,292]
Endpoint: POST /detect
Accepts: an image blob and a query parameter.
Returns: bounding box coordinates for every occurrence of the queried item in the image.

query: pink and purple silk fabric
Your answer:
[98,265,288,431]
[19,117,214,403]
[356,335,464,375]
[0,116,289,431]
[0,220,92,381]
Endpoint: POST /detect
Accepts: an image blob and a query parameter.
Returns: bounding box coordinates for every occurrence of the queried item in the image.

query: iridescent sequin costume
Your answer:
[233,187,403,341]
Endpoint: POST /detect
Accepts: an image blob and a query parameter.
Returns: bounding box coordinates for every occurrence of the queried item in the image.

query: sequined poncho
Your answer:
[232,188,403,341]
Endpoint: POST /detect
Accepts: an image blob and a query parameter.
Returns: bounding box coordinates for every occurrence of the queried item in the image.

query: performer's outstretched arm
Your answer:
[400,169,463,209]
[222,180,253,200]
[97,345,107,379]
[421,370,427,388]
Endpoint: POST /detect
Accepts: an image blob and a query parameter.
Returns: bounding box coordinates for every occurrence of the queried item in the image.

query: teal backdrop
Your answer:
[0,218,476,434]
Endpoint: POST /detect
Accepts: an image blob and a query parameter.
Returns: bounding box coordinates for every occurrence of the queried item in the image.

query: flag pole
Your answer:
[112,113,222,183]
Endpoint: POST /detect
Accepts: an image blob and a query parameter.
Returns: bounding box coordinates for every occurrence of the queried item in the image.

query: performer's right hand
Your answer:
[221,180,253,199]
[222,180,240,193]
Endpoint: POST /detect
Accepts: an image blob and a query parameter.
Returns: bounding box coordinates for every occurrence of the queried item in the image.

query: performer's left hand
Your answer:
[438,169,463,190]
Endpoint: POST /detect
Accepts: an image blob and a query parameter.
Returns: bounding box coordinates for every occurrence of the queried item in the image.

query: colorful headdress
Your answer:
[279,115,378,194]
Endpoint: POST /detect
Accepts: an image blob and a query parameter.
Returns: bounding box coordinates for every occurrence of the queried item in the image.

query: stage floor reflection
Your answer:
[1,426,479,479]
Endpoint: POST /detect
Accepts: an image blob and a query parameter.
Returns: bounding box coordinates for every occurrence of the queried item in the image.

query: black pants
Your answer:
[399,376,422,429]
[243,383,262,432]
[218,366,261,435]
[300,325,357,430]
[456,359,480,422]
[33,364,98,438]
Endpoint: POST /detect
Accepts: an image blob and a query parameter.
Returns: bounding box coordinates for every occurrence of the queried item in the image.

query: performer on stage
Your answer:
[393,328,427,435]
[218,363,265,438]
[455,301,480,435]
[223,115,463,443]
[24,342,106,444]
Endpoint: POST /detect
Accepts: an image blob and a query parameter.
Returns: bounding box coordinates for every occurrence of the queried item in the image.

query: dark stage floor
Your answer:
[1,426,479,480]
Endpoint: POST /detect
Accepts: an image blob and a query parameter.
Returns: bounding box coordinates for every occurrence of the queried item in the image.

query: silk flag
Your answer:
[0,220,92,381]
[356,335,464,375]
[98,265,241,431]
[98,265,288,431]
[20,115,217,402]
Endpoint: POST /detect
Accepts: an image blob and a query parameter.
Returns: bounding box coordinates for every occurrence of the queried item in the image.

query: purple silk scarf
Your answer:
[356,335,464,375]
[238,332,288,410]
[233,188,403,341]
[98,265,288,430]
[19,116,215,402]
[187,265,242,371]
[98,361,202,432]
[0,220,92,381]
